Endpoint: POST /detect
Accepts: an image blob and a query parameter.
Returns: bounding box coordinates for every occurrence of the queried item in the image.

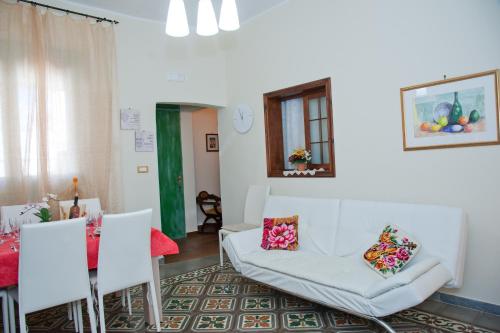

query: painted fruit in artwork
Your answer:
[469,110,480,123]
[437,116,448,127]
[442,125,463,133]
[420,122,431,131]
[431,124,442,132]
[458,116,468,126]
[464,124,473,133]
[433,102,452,123]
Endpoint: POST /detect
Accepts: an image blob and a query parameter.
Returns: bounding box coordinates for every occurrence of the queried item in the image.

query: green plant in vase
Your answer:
[34,207,52,222]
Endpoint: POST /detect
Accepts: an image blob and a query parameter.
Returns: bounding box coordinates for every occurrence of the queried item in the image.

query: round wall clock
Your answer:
[232,104,254,134]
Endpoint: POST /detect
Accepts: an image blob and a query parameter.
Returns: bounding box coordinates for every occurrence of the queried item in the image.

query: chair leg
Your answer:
[77,300,84,333]
[147,280,161,332]
[126,288,132,315]
[121,289,126,308]
[8,294,15,333]
[73,301,79,332]
[2,295,9,333]
[19,311,27,333]
[218,230,224,266]
[98,293,106,333]
[68,302,73,320]
[86,296,98,333]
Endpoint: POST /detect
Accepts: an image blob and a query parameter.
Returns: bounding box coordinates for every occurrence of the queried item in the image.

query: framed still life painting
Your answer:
[400,70,499,151]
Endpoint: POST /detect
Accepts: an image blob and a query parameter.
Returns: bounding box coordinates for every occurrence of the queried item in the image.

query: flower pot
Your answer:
[295,163,307,171]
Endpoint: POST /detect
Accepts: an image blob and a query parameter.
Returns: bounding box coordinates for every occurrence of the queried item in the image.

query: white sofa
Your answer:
[223,195,467,333]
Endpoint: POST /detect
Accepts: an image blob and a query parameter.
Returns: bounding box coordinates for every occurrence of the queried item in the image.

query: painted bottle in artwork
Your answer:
[449,92,463,124]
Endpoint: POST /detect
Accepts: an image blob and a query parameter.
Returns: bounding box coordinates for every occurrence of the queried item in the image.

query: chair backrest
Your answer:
[243,185,270,226]
[59,198,101,219]
[0,203,45,232]
[18,218,91,313]
[97,209,153,294]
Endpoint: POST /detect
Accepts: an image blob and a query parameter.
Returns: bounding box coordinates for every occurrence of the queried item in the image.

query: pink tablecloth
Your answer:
[0,227,179,288]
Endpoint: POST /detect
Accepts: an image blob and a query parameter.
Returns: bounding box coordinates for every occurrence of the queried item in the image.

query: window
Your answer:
[264,78,335,177]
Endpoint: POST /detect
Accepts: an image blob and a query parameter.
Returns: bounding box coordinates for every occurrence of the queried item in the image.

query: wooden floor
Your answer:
[165,230,219,263]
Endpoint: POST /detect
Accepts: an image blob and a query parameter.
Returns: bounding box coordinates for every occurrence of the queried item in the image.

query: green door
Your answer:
[156,104,186,239]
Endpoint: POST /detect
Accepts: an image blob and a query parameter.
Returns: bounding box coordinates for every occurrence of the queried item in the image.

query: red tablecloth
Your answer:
[0,227,179,288]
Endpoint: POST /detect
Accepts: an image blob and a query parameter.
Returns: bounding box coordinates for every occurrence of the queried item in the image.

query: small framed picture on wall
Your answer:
[206,133,219,152]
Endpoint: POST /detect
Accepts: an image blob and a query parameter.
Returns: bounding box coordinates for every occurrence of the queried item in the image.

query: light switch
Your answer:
[137,165,149,173]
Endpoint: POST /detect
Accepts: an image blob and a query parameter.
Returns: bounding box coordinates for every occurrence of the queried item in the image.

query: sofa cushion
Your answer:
[240,250,441,299]
[261,215,299,250]
[262,196,340,255]
[363,225,420,278]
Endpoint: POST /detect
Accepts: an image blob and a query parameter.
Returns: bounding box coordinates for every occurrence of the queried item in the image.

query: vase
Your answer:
[295,163,307,171]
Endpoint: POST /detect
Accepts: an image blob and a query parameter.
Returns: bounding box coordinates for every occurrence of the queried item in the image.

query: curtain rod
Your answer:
[17,0,119,24]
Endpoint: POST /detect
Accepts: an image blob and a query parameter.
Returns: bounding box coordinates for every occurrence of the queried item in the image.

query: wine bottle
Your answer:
[449,92,463,125]
[69,195,80,219]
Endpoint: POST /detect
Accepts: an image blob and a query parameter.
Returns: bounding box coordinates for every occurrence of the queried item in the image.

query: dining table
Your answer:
[0,226,179,324]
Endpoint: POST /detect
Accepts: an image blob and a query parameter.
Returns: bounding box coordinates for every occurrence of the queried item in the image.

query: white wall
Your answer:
[192,108,221,225]
[41,0,227,231]
[218,0,500,305]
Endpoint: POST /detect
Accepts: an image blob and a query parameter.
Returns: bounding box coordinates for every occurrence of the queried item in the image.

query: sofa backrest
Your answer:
[262,195,340,255]
[334,199,466,288]
[244,185,271,226]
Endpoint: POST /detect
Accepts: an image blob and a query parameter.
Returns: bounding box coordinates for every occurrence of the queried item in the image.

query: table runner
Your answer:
[0,227,179,288]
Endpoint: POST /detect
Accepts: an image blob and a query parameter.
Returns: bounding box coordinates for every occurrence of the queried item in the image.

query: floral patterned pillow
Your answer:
[261,215,299,251]
[363,225,420,278]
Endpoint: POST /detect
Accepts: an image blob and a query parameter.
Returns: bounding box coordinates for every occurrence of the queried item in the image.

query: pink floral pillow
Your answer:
[363,225,420,278]
[261,215,299,251]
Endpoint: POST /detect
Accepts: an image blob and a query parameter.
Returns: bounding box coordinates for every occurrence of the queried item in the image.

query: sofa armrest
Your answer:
[364,257,444,298]
[222,227,263,256]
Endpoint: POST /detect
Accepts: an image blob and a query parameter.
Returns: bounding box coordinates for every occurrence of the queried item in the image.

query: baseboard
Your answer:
[431,292,500,316]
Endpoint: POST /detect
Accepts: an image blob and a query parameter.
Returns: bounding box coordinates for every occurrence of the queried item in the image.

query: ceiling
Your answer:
[65,0,287,25]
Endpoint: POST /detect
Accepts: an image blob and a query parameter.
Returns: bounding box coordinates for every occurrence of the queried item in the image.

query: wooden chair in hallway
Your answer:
[196,191,222,232]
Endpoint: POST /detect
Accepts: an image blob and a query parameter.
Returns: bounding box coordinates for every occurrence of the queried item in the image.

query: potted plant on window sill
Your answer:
[288,148,312,172]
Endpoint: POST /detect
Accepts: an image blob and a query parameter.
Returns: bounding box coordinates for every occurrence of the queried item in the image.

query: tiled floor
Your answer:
[161,255,500,332]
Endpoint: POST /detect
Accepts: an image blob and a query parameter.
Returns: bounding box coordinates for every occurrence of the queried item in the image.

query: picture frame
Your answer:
[400,70,499,151]
[206,133,219,152]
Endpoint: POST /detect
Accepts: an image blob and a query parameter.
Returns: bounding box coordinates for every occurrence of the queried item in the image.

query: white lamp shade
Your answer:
[165,0,190,37]
[197,0,219,36]
[219,0,240,31]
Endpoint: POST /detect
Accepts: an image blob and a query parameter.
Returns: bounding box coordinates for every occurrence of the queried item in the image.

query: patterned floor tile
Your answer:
[171,283,205,296]
[280,296,315,310]
[243,284,275,295]
[238,313,277,331]
[326,310,369,328]
[206,284,239,296]
[200,297,237,312]
[163,297,199,312]
[282,311,324,331]
[212,273,238,283]
[106,313,145,331]
[183,275,210,283]
[147,314,190,332]
[192,314,233,332]
[241,296,276,311]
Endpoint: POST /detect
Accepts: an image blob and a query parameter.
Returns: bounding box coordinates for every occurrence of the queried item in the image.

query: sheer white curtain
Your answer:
[281,98,305,170]
[0,1,122,212]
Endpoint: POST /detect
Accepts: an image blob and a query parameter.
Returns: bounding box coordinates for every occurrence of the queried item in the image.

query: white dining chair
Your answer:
[218,185,270,266]
[59,197,102,219]
[7,219,97,333]
[0,203,45,232]
[90,209,160,333]
[1,289,9,333]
